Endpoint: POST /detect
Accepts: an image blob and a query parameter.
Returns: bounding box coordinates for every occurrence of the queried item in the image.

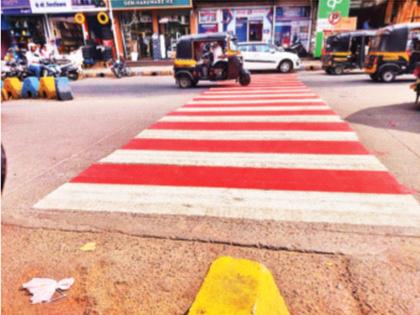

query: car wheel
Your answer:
[177,74,192,88]
[380,69,397,83]
[278,60,293,73]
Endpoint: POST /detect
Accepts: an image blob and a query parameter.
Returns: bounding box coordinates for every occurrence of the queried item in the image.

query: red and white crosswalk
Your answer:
[34,74,420,227]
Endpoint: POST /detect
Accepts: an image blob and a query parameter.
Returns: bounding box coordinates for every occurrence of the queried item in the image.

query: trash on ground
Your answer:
[22,277,75,304]
[80,242,96,251]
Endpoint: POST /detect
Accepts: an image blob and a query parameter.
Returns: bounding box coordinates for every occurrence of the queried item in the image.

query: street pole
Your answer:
[108,0,121,61]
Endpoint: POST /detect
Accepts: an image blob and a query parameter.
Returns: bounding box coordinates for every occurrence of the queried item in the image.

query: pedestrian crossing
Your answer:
[34,74,420,228]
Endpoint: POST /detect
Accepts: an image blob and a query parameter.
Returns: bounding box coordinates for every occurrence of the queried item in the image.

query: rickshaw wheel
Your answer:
[177,74,193,88]
[325,67,333,75]
[380,69,397,83]
[369,74,380,82]
[239,70,251,86]
[333,66,344,75]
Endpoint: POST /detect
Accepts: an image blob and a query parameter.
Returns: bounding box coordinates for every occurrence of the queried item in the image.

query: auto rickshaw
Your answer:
[173,32,251,88]
[365,22,420,82]
[322,30,376,75]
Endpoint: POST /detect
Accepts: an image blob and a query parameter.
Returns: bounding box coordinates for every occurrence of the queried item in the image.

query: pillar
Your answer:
[113,14,124,58]
[152,11,159,34]
[190,9,197,34]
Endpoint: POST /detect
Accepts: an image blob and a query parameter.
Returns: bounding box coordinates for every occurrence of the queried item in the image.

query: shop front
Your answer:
[31,0,110,54]
[113,0,192,60]
[196,7,273,43]
[1,0,47,57]
[274,5,312,50]
[194,1,315,52]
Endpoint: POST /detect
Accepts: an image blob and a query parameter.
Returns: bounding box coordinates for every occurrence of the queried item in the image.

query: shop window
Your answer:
[120,12,154,60]
[6,16,46,50]
[159,13,190,58]
[51,17,84,54]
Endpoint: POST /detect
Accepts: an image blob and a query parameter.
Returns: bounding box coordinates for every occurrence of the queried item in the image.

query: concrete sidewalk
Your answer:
[81,59,322,78]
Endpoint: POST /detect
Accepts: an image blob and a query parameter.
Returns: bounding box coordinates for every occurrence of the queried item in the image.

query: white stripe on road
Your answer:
[34,183,420,227]
[176,105,331,112]
[160,115,342,123]
[187,99,325,105]
[100,150,387,171]
[195,93,319,99]
[137,130,359,141]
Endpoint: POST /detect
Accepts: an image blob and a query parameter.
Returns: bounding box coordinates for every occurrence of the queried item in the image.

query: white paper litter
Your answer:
[22,277,75,304]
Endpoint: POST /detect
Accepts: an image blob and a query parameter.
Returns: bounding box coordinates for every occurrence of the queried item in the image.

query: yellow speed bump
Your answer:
[189,256,290,315]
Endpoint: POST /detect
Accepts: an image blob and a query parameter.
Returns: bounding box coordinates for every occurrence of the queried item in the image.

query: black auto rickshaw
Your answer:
[322,30,376,75]
[173,32,251,88]
[365,22,420,82]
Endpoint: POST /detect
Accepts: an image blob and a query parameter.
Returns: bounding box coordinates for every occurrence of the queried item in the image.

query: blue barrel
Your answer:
[21,77,40,98]
[55,77,73,101]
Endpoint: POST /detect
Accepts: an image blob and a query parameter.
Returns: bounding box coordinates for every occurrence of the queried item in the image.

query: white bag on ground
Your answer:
[22,277,75,304]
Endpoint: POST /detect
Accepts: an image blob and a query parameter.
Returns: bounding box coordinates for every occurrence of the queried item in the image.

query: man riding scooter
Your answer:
[25,43,43,78]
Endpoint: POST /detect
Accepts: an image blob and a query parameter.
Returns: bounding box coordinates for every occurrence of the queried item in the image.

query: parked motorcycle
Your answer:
[109,58,131,79]
[1,60,29,81]
[285,40,308,58]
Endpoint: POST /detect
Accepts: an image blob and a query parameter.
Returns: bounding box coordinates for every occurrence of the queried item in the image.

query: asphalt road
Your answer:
[2,72,420,314]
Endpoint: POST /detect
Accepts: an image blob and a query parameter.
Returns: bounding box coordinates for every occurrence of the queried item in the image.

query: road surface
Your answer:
[2,72,420,314]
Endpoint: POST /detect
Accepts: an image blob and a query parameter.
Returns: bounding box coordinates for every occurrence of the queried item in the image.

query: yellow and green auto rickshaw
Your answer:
[365,22,420,82]
[322,30,376,75]
[173,32,251,88]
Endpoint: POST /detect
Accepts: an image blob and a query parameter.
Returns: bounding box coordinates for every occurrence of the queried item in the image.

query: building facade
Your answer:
[4,0,407,61]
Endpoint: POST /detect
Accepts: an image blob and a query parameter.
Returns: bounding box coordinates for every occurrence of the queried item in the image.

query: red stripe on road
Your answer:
[184,102,326,107]
[193,96,320,101]
[123,139,369,155]
[71,164,407,194]
[150,122,351,131]
[168,110,337,116]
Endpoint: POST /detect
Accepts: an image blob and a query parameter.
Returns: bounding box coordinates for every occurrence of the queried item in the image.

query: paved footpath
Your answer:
[34,74,420,229]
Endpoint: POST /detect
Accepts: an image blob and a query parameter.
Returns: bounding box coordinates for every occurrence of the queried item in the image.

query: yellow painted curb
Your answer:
[189,256,290,315]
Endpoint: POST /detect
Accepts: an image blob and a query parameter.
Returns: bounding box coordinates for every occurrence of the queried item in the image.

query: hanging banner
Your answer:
[111,0,191,10]
[314,0,351,57]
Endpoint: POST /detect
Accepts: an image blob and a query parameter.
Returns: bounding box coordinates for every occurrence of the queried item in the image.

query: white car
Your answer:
[237,42,301,73]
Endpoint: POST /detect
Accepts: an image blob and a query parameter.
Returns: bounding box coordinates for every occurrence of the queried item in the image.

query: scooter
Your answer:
[109,58,131,79]
[1,60,29,81]
[285,40,308,58]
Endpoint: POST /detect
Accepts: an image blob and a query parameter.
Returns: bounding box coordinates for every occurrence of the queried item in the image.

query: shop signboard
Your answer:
[276,6,310,21]
[30,0,72,13]
[198,23,218,34]
[275,6,311,49]
[1,0,32,14]
[111,0,191,10]
[199,10,219,24]
[314,0,351,57]
[71,0,106,12]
